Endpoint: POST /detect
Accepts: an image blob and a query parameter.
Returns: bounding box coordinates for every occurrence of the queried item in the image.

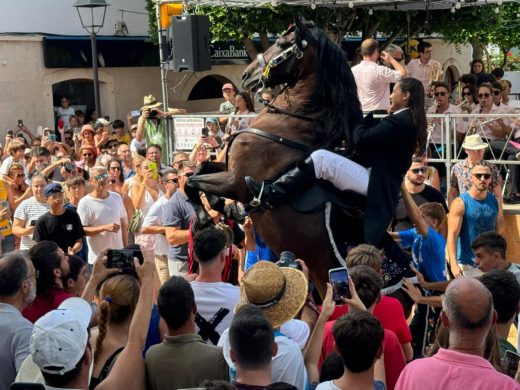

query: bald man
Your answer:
[396,277,518,389]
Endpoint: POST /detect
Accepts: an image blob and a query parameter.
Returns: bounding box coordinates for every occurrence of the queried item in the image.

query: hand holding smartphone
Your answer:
[107,249,142,272]
[329,267,351,304]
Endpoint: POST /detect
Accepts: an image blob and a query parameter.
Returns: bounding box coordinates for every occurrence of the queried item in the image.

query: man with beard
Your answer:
[448,164,502,278]
[393,158,448,233]
[0,252,36,390]
[22,240,73,323]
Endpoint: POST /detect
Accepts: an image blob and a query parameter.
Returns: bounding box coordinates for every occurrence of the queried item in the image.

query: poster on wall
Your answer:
[174,117,205,150]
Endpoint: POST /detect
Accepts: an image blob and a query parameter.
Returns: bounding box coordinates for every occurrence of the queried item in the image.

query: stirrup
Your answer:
[249,181,265,208]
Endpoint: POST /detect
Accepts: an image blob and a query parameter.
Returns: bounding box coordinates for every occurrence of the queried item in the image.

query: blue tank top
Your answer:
[457,192,498,265]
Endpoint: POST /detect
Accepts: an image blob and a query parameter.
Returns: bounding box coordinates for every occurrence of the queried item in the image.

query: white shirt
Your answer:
[141,195,171,257]
[351,61,401,111]
[130,138,146,155]
[0,156,25,176]
[77,191,126,264]
[191,281,240,345]
[427,103,463,144]
[406,58,442,92]
[55,106,75,129]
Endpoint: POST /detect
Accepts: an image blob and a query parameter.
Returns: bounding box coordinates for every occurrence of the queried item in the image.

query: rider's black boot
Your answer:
[245,156,316,207]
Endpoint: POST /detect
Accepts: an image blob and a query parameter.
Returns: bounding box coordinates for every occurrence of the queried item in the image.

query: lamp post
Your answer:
[74,0,109,117]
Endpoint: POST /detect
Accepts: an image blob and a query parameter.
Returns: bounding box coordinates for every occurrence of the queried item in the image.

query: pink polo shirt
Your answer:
[406,58,442,92]
[395,348,519,390]
[351,61,401,112]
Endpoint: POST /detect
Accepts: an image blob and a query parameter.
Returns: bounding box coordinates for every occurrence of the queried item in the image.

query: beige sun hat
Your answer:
[462,134,488,150]
[236,261,308,328]
[141,94,162,111]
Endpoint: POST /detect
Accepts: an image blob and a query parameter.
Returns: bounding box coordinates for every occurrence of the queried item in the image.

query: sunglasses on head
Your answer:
[478,93,490,98]
[473,173,491,180]
[411,167,427,175]
[93,173,108,181]
[434,91,447,97]
[493,90,501,96]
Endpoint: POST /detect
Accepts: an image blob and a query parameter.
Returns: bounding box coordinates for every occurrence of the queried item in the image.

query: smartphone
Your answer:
[201,127,209,137]
[0,201,9,209]
[57,118,64,129]
[17,119,23,127]
[329,267,350,304]
[49,134,56,142]
[131,110,140,117]
[148,162,158,179]
[503,350,520,378]
[107,249,141,270]
[7,129,13,136]
[276,251,302,270]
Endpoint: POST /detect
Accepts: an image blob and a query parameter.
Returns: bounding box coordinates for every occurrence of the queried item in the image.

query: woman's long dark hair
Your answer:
[470,59,485,75]
[108,158,124,183]
[463,83,479,105]
[235,91,255,113]
[399,77,427,155]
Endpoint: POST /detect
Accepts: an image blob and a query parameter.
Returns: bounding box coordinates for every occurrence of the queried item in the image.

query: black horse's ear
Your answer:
[294,15,310,48]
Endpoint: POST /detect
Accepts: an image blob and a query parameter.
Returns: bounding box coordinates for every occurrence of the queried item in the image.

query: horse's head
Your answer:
[242,17,314,92]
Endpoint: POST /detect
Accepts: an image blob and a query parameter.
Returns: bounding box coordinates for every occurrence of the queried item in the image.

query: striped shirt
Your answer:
[13,197,50,250]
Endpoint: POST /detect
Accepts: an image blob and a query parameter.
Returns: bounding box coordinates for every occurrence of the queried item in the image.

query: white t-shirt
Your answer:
[130,138,146,155]
[77,191,126,264]
[141,195,170,256]
[56,106,75,128]
[13,197,50,250]
[191,281,240,345]
[0,156,25,176]
[218,323,308,389]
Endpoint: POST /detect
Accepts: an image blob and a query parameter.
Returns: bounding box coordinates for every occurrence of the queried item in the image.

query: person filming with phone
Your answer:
[134,95,186,165]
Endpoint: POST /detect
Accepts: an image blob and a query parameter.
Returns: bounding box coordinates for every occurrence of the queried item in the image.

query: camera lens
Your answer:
[150,109,158,118]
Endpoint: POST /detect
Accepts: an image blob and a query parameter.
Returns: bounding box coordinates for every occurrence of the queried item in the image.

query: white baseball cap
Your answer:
[30,298,92,375]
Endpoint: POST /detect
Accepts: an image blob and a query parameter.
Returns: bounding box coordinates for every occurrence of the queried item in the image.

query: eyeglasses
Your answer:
[165,178,179,184]
[434,91,447,97]
[110,166,121,171]
[410,167,427,175]
[462,92,472,97]
[478,93,490,98]
[82,153,93,157]
[93,173,108,181]
[493,90,501,96]
[473,173,492,180]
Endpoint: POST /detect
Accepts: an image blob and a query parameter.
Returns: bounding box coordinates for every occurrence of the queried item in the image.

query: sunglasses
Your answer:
[165,178,179,184]
[108,144,118,149]
[14,173,25,178]
[411,167,427,175]
[110,166,121,171]
[180,172,194,178]
[109,179,117,184]
[82,153,93,157]
[493,90,501,96]
[462,92,472,97]
[434,91,447,97]
[93,173,108,181]
[473,173,491,180]
[478,93,491,98]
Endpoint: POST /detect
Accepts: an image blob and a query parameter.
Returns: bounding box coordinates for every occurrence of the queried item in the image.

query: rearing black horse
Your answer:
[186,18,410,297]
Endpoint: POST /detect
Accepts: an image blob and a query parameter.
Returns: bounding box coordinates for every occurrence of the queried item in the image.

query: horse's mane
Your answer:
[305,27,362,150]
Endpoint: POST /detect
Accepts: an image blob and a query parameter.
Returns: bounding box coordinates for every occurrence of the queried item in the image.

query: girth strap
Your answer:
[238,128,311,152]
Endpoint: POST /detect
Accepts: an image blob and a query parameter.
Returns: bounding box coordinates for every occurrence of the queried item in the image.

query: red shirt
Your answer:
[321,328,405,390]
[326,295,412,344]
[22,287,74,323]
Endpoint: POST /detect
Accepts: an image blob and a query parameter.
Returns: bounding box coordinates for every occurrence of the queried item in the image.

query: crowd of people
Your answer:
[0,37,520,390]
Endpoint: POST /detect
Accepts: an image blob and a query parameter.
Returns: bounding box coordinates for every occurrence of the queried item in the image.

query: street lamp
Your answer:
[74,0,109,117]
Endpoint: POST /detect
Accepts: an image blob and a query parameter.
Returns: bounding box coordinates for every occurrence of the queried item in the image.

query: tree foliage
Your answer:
[145,1,520,65]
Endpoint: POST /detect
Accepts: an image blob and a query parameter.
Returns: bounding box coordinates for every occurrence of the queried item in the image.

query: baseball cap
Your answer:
[30,298,92,375]
[222,83,234,91]
[44,182,64,197]
[95,118,112,128]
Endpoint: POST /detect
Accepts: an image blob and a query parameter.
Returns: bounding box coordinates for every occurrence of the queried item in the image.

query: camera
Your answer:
[276,251,302,270]
[149,109,159,118]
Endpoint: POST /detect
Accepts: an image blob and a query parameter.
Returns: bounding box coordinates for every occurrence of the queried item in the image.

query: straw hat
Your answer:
[462,134,488,150]
[141,94,162,111]
[236,261,308,328]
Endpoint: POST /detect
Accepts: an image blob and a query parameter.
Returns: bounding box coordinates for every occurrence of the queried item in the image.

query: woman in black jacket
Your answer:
[246,77,427,248]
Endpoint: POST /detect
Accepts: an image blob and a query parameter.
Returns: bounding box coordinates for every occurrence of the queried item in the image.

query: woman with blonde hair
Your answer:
[90,274,140,388]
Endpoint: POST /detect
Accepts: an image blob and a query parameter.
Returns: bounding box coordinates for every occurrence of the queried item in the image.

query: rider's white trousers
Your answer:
[311,149,369,196]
